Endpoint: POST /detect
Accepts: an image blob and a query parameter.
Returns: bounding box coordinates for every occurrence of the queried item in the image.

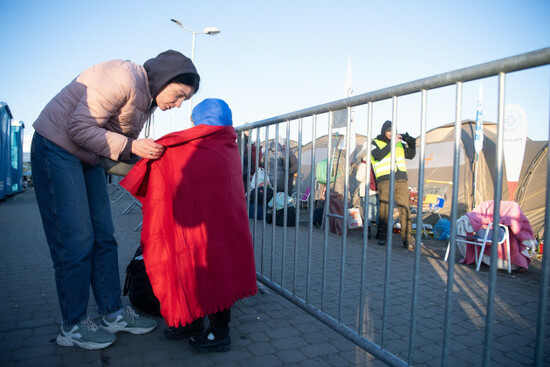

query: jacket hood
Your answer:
[380,120,392,142]
[144,50,199,100]
[192,98,233,127]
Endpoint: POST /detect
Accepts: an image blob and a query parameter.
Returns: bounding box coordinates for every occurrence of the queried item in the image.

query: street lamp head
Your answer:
[171,18,182,26]
[203,27,221,35]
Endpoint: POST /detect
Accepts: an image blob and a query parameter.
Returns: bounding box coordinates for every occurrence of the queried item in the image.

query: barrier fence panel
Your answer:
[237,48,550,366]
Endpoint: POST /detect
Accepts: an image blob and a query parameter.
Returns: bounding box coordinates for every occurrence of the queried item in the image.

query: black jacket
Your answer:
[371,122,416,182]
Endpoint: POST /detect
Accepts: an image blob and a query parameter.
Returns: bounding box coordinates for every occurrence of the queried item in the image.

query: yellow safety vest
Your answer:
[371,139,407,179]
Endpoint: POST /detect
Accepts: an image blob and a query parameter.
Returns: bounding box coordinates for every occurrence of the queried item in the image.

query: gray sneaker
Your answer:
[100,306,157,335]
[57,317,116,350]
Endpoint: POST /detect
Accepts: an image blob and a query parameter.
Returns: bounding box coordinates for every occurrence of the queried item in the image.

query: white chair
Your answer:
[444,223,511,273]
[292,186,311,210]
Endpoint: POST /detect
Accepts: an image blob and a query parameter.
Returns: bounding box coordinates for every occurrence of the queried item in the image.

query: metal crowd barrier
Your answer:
[236,47,550,366]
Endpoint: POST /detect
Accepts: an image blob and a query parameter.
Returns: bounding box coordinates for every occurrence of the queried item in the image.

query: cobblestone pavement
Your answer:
[0,188,548,366]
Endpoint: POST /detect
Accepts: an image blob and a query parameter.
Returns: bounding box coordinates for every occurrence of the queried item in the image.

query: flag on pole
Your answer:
[336,56,356,158]
[503,104,528,200]
[344,55,353,98]
[474,85,484,153]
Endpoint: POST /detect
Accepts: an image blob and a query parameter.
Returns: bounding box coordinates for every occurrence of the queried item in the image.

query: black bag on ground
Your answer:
[313,205,324,226]
[249,186,273,204]
[266,206,297,227]
[248,202,264,220]
[123,245,161,316]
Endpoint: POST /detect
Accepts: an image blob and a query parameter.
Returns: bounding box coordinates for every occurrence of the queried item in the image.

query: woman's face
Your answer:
[155,83,195,111]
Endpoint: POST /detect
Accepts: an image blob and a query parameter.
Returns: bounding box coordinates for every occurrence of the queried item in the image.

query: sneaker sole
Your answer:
[56,334,115,350]
[101,324,156,335]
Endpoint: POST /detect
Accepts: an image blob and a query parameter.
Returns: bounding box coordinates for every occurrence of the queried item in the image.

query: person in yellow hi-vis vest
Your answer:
[371,120,416,250]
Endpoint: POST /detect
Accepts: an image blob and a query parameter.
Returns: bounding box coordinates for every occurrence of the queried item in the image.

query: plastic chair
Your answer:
[292,187,311,210]
[444,223,511,273]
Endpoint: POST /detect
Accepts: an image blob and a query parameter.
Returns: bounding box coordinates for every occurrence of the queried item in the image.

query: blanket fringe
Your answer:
[166,287,258,327]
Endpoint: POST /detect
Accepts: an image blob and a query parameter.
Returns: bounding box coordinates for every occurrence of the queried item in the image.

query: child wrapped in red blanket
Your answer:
[120,98,257,352]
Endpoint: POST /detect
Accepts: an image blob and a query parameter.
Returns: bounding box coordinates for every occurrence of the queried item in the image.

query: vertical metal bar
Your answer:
[322,112,334,312]
[261,127,269,275]
[442,81,463,365]
[245,131,252,210]
[381,96,398,348]
[281,120,290,288]
[358,102,373,336]
[306,115,317,304]
[248,131,253,198]
[270,124,279,281]
[408,89,427,365]
[293,118,303,295]
[240,131,245,168]
[253,128,260,250]
[535,117,550,365]
[482,72,506,367]
[338,107,352,322]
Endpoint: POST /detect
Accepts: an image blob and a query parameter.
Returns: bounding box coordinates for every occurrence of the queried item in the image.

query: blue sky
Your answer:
[1,0,549,145]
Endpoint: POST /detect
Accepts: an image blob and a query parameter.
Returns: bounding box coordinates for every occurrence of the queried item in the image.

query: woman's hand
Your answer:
[132,138,165,159]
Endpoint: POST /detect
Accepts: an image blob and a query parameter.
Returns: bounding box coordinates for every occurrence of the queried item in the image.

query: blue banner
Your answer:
[474,85,484,153]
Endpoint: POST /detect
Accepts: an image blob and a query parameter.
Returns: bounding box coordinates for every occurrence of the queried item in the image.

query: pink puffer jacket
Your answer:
[33,59,152,166]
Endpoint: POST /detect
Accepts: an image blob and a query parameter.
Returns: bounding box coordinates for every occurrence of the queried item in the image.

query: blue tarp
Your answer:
[0,102,12,200]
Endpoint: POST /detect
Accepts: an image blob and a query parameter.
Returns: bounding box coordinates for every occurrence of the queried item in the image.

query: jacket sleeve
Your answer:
[402,133,416,159]
[404,133,416,149]
[371,140,390,161]
[68,67,137,160]
[355,161,366,182]
[118,138,135,162]
[404,144,416,159]
[288,150,299,175]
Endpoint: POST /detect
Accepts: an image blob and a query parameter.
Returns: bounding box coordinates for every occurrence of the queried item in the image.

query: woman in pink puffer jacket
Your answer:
[31,50,199,350]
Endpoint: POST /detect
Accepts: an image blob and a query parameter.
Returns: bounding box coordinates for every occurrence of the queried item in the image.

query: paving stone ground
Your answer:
[0,188,548,366]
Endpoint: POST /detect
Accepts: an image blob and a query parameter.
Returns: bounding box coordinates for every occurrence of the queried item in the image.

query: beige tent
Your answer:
[515,141,547,239]
[298,133,367,198]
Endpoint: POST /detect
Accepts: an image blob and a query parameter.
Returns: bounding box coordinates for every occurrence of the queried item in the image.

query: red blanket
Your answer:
[120,125,257,327]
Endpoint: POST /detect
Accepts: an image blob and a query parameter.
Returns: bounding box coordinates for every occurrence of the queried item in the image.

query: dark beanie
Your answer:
[192,98,233,127]
[381,120,392,134]
[380,120,392,142]
[143,50,199,99]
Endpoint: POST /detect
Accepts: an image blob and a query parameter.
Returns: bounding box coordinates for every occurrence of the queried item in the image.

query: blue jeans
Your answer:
[31,133,122,326]
[367,193,379,225]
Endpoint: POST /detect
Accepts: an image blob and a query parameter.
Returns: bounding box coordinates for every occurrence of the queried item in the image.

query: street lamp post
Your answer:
[170,19,220,117]
[171,19,220,63]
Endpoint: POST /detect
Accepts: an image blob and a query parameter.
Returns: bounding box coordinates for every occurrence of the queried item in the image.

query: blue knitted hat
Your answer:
[191,98,233,127]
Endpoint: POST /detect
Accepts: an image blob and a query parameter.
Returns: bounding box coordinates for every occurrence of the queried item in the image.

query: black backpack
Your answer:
[266,206,297,227]
[249,186,274,204]
[123,245,161,316]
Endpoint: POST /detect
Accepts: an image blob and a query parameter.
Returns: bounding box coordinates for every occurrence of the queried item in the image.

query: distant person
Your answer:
[354,156,379,238]
[31,50,200,350]
[285,144,299,194]
[371,120,416,249]
[237,130,260,193]
[120,98,258,353]
[264,139,298,194]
